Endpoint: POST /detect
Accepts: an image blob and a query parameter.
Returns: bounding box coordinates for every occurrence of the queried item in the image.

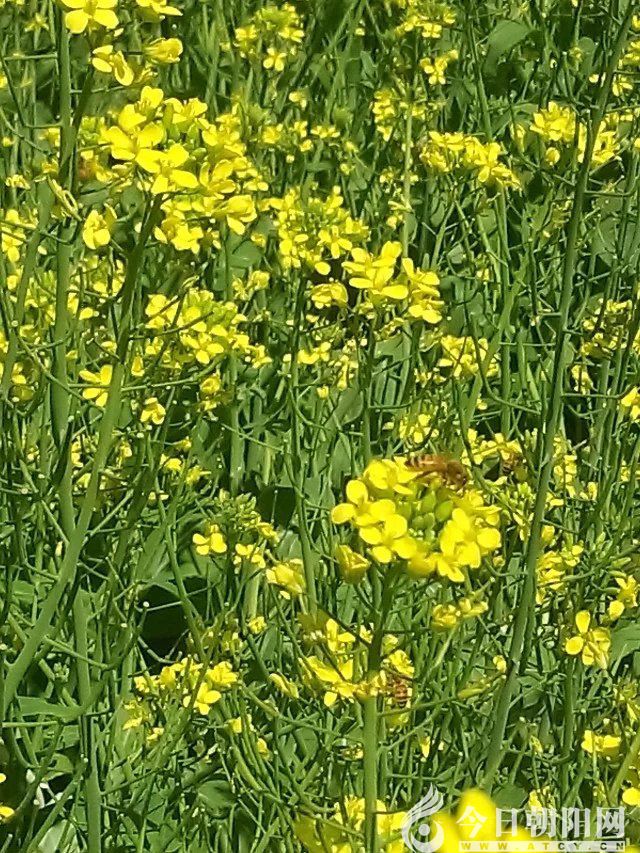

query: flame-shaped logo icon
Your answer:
[402,785,445,853]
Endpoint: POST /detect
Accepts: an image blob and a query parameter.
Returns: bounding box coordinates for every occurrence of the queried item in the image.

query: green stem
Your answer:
[363,568,396,851]
[289,278,317,611]
[482,10,634,787]
[2,200,161,713]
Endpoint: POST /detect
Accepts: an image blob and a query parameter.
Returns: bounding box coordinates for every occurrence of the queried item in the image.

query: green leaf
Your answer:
[18,696,81,720]
[484,20,530,76]
[494,783,527,809]
[230,240,263,270]
[35,823,80,852]
[197,779,235,816]
[611,624,640,662]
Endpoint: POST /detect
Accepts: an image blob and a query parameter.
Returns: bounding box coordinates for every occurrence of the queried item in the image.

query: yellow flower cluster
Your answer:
[530,102,619,168]
[332,457,501,583]
[301,618,414,710]
[0,207,44,401]
[536,542,583,603]
[395,408,440,449]
[342,243,444,319]
[126,657,238,728]
[92,87,264,251]
[431,596,488,630]
[372,87,431,142]
[144,290,257,369]
[438,334,496,379]
[90,38,182,91]
[232,3,304,74]
[191,494,307,600]
[394,0,456,40]
[582,724,640,807]
[421,131,520,189]
[581,298,640,359]
[296,795,406,853]
[465,429,524,473]
[621,387,640,421]
[421,49,458,85]
[268,186,368,273]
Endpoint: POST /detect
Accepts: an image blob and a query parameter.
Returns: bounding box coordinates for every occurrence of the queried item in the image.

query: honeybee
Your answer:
[406,453,468,489]
[386,672,411,708]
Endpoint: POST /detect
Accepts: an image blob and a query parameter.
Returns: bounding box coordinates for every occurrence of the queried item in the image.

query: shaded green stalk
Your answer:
[363,568,396,851]
[289,277,317,611]
[482,10,634,787]
[2,200,161,713]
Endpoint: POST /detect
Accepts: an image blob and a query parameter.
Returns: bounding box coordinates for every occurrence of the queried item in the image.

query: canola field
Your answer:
[1,0,640,850]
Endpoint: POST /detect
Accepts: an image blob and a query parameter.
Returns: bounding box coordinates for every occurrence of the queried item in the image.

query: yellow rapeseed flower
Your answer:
[82,205,117,250]
[79,365,113,407]
[192,522,227,556]
[62,0,118,34]
[564,611,611,668]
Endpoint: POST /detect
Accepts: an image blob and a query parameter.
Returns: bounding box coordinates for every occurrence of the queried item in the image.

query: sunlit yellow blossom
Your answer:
[581,730,621,759]
[420,49,458,85]
[331,479,375,526]
[207,661,238,689]
[79,365,113,407]
[140,397,166,426]
[82,205,117,250]
[359,512,417,564]
[186,683,221,715]
[135,0,181,21]
[364,458,418,496]
[266,558,306,598]
[103,122,164,164]
[335,544,369,583]
[62,0,118,33]
[609,574,639,619]
[531,102,577,144]
[343,241,405,304]
[564,611,610,668]
[310,282,348,310]
[192,522,227,556]
[137,144,199,194]
[143,37,183,64]
[621,387,640,420]
[247,616,267,635]
[91,45,134,85]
